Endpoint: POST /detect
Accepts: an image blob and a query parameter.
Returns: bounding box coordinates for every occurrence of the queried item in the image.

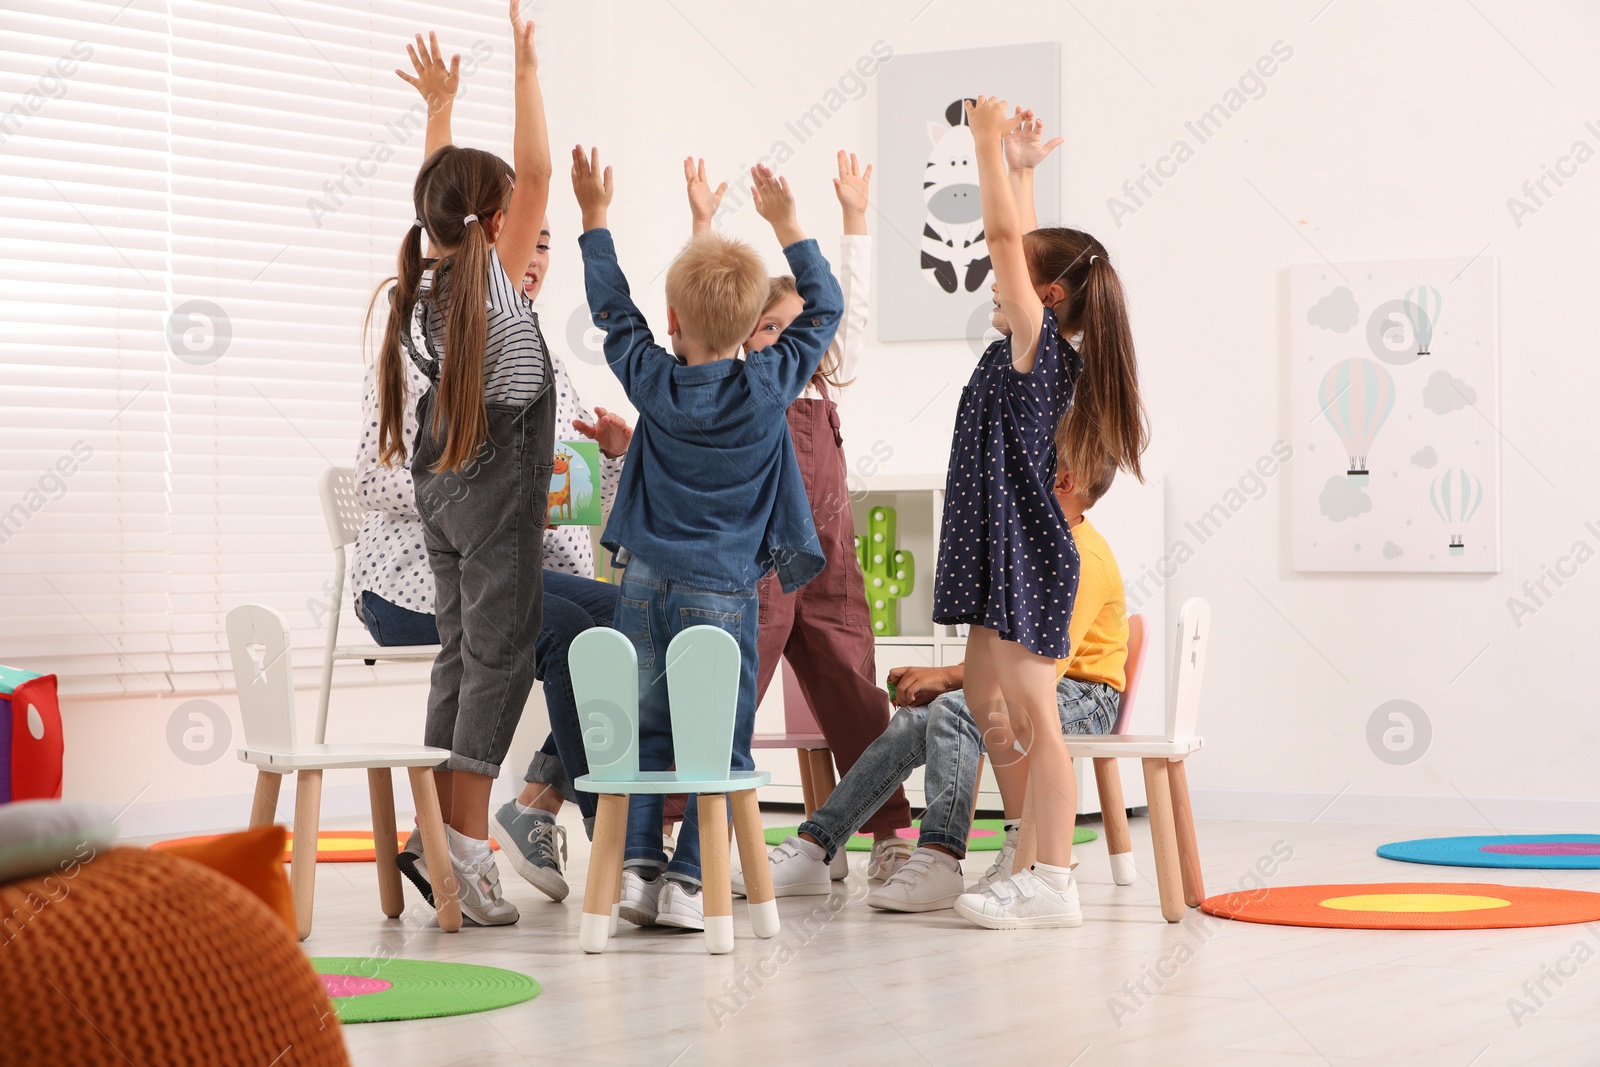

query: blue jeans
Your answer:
[358,591,440,646]
[799,676,1119,859]
[531,569,620,831]
[615,557,760,886]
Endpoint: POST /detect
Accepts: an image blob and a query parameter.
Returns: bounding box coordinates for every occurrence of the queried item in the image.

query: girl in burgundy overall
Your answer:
[687,152,914,883]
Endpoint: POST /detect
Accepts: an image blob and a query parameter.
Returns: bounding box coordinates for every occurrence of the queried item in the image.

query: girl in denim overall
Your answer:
[687,152,914,882]
[371,8,554,927]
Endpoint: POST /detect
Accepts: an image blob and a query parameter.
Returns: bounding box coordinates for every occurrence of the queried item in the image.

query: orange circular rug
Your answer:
[152,830,500,864]
[1200,882,1600,930]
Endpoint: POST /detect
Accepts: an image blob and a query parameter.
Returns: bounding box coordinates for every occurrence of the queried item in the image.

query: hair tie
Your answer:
[463,214,479,225]
[412,218,424,229]
[1089,254,1100,265]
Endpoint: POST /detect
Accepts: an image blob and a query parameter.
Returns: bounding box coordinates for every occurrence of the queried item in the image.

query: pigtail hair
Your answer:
[433,221,490,472]
[369,221,425,468]
[1065,255,1148,483]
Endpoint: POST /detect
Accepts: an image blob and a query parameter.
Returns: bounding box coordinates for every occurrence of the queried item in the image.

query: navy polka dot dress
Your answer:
[933,308,1083,659]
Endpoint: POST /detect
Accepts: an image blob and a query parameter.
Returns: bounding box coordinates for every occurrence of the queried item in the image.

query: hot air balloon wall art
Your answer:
[1290,256,1499,573]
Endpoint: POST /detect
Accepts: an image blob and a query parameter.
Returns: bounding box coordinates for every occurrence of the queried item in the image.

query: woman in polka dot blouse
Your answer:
[933,100,1148,930]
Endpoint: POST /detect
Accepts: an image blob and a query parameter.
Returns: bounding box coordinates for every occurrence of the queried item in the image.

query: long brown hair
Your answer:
[762,275,852,388]
[368,145,513,472]
[1024,228,1149,482]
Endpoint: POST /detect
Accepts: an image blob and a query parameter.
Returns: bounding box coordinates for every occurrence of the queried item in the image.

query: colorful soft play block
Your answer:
[548,440,603,527]
[1,665,64,803]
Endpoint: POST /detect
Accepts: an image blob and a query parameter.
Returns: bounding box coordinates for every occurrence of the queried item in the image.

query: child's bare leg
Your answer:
[976,705,1031,820]
[433,769,453,824]
[448,771,494,840]
[516,782,564,814]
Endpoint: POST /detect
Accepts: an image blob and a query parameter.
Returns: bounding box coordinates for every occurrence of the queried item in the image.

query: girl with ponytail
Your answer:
[366,4,555,928]
[935,99,1148,930]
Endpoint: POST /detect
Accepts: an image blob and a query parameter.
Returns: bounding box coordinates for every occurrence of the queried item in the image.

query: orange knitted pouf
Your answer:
[0,846,349,1067]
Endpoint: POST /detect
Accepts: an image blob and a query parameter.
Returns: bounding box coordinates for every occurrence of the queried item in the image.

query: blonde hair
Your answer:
[763,275,852,389]
[665,234,768,352]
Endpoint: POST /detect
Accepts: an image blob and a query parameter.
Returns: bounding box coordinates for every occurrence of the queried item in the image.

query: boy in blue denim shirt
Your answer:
[571,147,843,931]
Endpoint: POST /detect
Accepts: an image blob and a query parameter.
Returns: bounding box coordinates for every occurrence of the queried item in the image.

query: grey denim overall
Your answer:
[402,292,557,777]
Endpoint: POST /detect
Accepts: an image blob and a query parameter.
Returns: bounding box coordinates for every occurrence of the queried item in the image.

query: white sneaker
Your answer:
[866,838,914,884]
[733,836,831,898]
[619,870,662,927]
[655,880,705,931]
[830,847,848,881]
[866,848,965,912]
[953,868,1083,930]
[969,832,1018,894]
[451,851,520,927]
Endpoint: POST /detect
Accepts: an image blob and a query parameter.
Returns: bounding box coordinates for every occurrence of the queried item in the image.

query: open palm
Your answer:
[1004,112,1064,170]
[396,32,458,106]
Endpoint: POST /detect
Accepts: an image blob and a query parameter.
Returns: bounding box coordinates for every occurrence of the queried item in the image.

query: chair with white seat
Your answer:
[570,625,779,955]
[1065,597,1210,922]
[226,604,461,940]
[314,466,440,745]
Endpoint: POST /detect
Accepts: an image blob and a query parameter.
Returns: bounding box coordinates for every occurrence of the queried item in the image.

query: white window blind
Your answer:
[1,0,516,695]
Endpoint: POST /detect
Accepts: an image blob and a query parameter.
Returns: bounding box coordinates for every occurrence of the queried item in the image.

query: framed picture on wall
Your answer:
[1289,256,1501,573]
[875,43,1061,343]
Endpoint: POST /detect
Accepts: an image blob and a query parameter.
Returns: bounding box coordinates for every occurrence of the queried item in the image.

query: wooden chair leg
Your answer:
[367,768,403,919]
[407,765,461,933]
[808,749,838,810]
[1013,777,1037,875]
[971,753,986,814]
[1093,757,1136,886]
[730,789,779,939]
[1168,760,1204,908]
[580,794,629,953]
[290,770,322,941]
[249,770,282,829]
[1141,758,1185,922]
[797,750,818,819]
[698,794,734,954]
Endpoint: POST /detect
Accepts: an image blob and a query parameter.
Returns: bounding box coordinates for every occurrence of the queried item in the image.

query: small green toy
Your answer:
[855,506,915,637]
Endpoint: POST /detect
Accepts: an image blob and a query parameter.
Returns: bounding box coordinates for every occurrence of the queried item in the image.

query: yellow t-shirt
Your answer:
[1055,516,1128,691]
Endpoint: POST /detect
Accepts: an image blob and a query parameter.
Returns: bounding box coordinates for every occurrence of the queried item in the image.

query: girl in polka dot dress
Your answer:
[935,98,1148,929]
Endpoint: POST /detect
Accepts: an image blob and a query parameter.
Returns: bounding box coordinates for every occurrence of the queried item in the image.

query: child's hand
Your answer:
[966,96,1022,144]
[684,157,727,233]
[510,0,537,72]
[886,665,954,706]
[751,165,804,246]
[571,145,613,231]
[833,150,871,235]
[395,32,459,111]
[572,407,633,460]
[1003,109,1065,171]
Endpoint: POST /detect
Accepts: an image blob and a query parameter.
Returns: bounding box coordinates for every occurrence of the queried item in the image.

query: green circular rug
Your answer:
[310,958,538,1023]
[762,820,1097,851]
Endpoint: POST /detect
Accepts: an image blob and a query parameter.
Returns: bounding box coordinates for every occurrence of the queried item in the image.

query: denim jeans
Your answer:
[358,591,441,646]
[529,569,619,831]
[799,676,1119,860]
[616,556,760,886]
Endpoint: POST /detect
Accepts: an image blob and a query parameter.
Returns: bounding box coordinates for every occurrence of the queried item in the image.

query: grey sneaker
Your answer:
[396,827,433,906]
[489,801,570,902]
[452,850,519,927]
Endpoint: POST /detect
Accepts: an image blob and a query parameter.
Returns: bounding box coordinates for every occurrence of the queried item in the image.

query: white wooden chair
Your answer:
[1066,597,1210,922]
[314,466,439,745]
[227,604,461,939]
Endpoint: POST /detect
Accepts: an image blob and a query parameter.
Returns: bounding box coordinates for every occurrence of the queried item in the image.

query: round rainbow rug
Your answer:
[763,820,1097,852]
[153,830,497,864]
[1200,882,1600,930]
[311,958,538,1023]
[1377,834,1600,870]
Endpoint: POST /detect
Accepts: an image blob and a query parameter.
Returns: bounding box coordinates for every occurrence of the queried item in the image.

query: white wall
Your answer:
[68,0,1600,833]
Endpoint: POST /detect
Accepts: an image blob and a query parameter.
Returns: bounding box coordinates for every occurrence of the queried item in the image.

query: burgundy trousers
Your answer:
[756,385,912,836]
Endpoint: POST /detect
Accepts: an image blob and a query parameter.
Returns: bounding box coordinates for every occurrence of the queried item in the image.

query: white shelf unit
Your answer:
[752,472,1167,819]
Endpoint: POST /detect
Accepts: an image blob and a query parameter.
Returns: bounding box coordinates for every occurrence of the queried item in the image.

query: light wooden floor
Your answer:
[261,810,1600,1066]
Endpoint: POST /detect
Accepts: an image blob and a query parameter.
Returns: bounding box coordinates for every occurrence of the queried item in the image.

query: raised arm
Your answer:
[495,1,552,286]
[1003,109,1064,234]
[396,32,459,162]
[969,97,1043,372]
[747,165,843,401]
[573,146,664,400]
[685,157,727,237]
[830,150,872,384]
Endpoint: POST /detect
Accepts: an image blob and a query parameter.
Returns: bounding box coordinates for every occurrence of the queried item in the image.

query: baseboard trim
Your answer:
[1192,787,1600,832]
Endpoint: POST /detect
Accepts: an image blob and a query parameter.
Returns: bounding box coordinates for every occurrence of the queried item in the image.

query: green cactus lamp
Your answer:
[856,506,915,637]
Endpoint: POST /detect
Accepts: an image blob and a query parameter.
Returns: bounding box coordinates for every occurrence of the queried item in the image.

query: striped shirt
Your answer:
[423,250,548,405]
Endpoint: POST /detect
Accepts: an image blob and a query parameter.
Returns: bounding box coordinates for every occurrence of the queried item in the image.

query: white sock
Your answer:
[910,846,959,871]
[788,836,827,861]
[447,826,492,866]
[514,800,554,820]
[1002,822,1019,846]
[1033,860,1075,891]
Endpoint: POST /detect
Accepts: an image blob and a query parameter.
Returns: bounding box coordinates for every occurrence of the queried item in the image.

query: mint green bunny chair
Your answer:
[571,624,779,954]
